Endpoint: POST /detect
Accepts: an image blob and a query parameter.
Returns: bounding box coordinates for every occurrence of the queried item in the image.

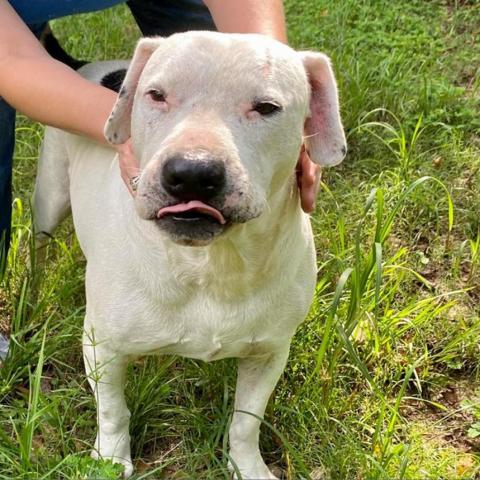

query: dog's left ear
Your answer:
[104,37,164,145]
[300,52,347,167]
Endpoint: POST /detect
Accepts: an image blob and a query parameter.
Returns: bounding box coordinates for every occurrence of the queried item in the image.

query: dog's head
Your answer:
[105,32,346,246]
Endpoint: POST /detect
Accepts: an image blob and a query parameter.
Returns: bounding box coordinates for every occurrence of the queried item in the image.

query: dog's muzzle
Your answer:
[153,150,229,245]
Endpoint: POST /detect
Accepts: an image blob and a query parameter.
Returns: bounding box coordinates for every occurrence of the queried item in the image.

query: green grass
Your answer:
[1,0,480,478]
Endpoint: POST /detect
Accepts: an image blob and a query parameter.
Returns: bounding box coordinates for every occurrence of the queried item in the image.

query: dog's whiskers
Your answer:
[302,131,320,141]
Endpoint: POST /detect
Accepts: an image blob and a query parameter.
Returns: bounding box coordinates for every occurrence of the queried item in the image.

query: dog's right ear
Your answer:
[104,37,164,145]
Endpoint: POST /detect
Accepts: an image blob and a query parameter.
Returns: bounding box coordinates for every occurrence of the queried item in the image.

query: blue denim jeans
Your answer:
[0,0,214,267]
[0,99,15,272]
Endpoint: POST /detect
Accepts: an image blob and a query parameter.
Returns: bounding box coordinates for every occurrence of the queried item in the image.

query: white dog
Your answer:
[34,31,346,479]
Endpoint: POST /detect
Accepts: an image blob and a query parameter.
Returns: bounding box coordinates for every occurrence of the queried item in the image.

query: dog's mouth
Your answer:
[157,200,226,224]
[154,200,227,245]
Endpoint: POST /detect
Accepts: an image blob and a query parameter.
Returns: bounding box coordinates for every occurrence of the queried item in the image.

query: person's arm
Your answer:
[203,0,287,43]
[0,0,115,144]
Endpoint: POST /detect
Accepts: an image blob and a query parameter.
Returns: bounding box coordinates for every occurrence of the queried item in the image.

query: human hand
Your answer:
[297,145,322,214]
[116,139,141,196]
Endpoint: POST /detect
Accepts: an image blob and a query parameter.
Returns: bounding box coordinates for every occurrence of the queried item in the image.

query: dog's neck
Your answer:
[158,175,306,299]
[122,171,308,300]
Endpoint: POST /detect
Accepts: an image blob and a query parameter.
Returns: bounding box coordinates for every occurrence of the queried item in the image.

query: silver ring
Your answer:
[129,175,140,192]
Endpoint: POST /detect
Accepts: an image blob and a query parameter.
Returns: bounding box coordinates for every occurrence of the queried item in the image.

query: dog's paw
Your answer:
[91,431,133,478]
[91,449,134,478]
[119,458,134,479]
[122,459,134,478]
[228,455,279,480]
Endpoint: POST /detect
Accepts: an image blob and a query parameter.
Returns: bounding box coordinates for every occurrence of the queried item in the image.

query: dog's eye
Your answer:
[147,89,166,102]
[252,101,282,116]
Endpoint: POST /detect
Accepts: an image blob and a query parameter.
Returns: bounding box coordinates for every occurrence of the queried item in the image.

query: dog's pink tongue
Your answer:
[157,201,226,225]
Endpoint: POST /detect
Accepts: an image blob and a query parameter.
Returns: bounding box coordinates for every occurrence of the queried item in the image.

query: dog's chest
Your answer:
[92,226,313,361]
[114,281,295,362]
[159,327,273,362]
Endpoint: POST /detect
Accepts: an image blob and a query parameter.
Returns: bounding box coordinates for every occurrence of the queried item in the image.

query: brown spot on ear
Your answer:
[341,145,347,156]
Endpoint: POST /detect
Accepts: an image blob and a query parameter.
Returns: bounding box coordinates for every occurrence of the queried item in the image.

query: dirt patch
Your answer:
[402,378,480,452]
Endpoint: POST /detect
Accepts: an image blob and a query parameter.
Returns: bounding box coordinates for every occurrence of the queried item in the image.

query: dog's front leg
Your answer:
[229,348,290,480]
[83,332,133,478]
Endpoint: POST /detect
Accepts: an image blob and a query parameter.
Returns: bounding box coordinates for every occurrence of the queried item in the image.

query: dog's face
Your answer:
[105,32,346,246]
